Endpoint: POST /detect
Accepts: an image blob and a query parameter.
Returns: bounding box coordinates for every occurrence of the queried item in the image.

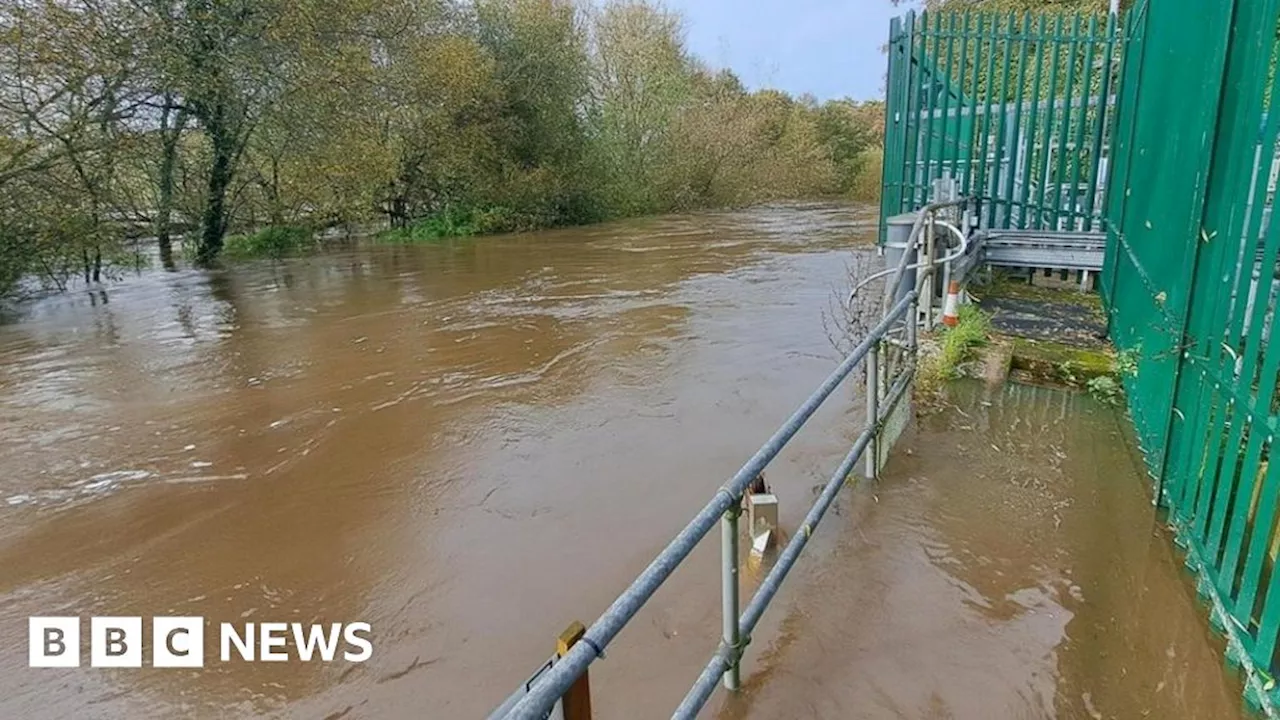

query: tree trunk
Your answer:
[269,156,284,226]
[156,99,186,271]
[196,113,235,266]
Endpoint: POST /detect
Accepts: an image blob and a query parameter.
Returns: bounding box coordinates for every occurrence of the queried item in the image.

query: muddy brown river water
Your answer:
[0,203,1250,719]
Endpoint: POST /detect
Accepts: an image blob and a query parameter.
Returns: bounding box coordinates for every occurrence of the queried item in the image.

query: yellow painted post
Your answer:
[557,622,593,720]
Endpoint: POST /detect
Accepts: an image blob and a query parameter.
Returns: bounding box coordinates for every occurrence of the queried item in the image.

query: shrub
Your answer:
[848,147,883,202]
[377,205,531,243]
[223,226,315,259]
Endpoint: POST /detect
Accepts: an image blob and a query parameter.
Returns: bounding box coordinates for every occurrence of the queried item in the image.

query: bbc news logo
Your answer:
[29,617,372,668]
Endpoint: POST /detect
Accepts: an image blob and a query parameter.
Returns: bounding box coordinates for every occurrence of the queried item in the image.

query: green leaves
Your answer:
[0,0,887,287]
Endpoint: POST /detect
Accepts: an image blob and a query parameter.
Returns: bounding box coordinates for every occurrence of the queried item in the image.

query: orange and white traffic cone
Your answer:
[942,281,961,327]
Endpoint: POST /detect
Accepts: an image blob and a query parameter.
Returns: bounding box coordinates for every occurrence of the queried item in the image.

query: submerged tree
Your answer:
[156,0,291,263]
[0,0,887,295]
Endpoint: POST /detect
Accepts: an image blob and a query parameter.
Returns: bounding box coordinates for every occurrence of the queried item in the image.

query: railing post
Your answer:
[879,337,889,405]
[907,292,918,353]
[865,342,880,480]
[721,504,741,690]
[922,214,936,329]
[940,227,953,322]
[557,622,593,720]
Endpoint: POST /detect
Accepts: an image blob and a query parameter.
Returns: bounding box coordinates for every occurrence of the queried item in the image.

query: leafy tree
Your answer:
[0,0,889,297]
[587,0,695,215]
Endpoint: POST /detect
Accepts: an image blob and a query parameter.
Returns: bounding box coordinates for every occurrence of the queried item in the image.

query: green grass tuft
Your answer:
[934,304,991,378]
[377,206,526,244]
[223,226,315,259]
[917,304,992,397]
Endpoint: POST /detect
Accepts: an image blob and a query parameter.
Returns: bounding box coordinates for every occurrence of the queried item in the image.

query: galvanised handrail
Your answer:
[672,352,917,718]
[494,202,958,719]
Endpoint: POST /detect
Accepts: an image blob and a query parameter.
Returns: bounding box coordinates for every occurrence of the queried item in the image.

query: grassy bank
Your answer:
[213,156,884,262]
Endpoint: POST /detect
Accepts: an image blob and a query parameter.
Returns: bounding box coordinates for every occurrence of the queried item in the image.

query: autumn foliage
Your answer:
[0,0,885,295]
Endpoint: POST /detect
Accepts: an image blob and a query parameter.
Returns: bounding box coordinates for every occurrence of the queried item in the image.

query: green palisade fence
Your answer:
[880,9,1127,242]
[884,1,1280,710]
[1103,0,1280,709]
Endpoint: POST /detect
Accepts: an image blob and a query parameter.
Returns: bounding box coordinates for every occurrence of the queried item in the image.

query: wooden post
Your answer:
[557,622,593,720]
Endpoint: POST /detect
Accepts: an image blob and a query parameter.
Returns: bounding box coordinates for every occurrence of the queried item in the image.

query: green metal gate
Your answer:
[881,9,1129,240]
[1102,0,1280,710]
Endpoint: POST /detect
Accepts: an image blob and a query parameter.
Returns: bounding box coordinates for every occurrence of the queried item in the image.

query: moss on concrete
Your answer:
[1008,336,1116,388]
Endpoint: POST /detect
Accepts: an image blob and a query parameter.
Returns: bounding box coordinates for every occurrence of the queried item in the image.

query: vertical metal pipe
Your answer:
[924,215,937,329]
[865,344,880,480]
[720,508,740,691]
[1037,14,1065,229]
[941,245,953,318]
[878,342,887,406]
[1005,13,1031,228]
[1052,14,1083,230]
[962,14,986,197]
[988,11,1016,228]
[1019,15,1047,229]
[907,294,919,353]
[902,11,920,212]
[1068,15,1099,232]
[1083,11,1118,231]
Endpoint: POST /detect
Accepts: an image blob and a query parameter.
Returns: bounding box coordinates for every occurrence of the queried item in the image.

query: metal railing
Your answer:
[490,199,968,719]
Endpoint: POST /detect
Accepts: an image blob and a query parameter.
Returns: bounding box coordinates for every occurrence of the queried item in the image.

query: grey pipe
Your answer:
[850,218,971,301]
[865,344,879,480]
[879,198,970,316]
[720,507,740,690]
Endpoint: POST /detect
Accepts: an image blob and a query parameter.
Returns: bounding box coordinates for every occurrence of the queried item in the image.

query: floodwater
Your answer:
[0,203,1247,719]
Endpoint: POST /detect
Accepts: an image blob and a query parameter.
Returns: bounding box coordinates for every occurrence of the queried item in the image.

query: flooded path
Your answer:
[722,381,1248,720]
[0,203,1247,719]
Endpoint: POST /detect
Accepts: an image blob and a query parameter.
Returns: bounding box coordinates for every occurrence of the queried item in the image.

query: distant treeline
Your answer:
[0,0,885,298]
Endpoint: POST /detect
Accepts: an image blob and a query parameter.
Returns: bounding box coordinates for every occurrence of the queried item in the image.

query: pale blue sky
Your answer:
[665,0,912,102]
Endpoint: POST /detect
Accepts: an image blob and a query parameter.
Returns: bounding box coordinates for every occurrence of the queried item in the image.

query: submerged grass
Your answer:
[377,206,528,244]
[223,225,316,259]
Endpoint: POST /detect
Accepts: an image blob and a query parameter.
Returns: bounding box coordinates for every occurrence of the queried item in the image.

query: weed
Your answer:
[1115,347,1140,377]
[917,304,992,396]
[1087,375,1124,405]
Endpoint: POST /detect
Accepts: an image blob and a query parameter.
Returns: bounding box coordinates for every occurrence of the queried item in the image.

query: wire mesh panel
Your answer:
[1103,0,1280,710]
[880,8,1127,241]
